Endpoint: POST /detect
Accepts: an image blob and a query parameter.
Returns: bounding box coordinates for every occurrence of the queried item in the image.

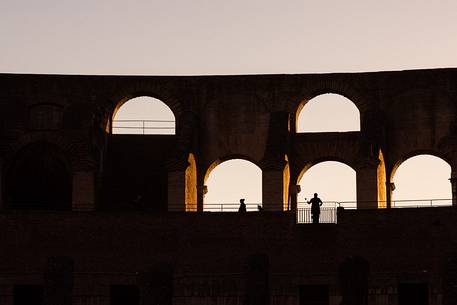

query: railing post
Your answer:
[450,176,457,206]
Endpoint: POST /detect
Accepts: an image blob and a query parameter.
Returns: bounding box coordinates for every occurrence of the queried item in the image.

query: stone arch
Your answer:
[204,155,261,183]
[296,157,357,184]
[285,75,370,125]
[294,92,361,133]
[390,151,452,206]
[390,150,452,180]
[297,158,357,207]
[107,88,183,134]
[3,141,72,210]
[203,156,262,211]
[111,96,176,135]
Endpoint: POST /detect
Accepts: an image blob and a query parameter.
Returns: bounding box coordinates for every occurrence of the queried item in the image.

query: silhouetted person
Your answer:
[307,193,323,223]
[238,198,247,212]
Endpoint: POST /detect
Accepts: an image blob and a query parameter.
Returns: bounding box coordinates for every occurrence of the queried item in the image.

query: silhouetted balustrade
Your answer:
[167,203,262,212]
[296,207,337,224]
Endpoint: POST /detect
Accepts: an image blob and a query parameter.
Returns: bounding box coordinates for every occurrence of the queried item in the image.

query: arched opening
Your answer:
[298,161,357,209]
[204,159,262,211]
[5,143,72,210]
[391,154,451,207]
[112,96,175,134]
[296,93,360,133]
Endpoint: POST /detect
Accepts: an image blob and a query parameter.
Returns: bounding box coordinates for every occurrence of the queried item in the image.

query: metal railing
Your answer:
[169,198,453,214]
[203,203,263,212]
[327,198,453,209]
[112,119,175,135]
[296,207,337,224]
[5,198,452,226]
[168,203,265,212]
[296,201,340,223]
[295,198,453,224]
[391,198,452,208]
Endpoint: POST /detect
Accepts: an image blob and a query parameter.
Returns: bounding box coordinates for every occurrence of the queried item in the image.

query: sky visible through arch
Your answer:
[3,0,456,206]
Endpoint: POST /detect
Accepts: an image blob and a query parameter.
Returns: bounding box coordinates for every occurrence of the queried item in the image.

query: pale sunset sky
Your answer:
[2,0,456,208]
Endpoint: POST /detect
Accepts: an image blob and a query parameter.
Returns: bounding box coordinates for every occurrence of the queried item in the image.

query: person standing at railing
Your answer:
[238,198,247,212]
[307,193,323,224]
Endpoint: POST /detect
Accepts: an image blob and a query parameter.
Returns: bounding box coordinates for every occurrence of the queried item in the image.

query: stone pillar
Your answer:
[289,184,300,211]
[72,171,96,211]
[44,257,74,305]
[356,164,379,209]
[260,111,289,211]
[262,163,288,211]
[168,170,186,211]
[197,184,206,212]
[168,153,199,212]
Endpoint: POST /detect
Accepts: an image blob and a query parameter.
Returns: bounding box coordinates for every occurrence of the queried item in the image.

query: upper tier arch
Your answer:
[112,96,176,135]
[295,93,360,133]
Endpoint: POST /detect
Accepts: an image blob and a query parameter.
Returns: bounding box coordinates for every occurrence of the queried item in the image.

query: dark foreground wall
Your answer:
[0,207,456,305]
[1,69,457,304]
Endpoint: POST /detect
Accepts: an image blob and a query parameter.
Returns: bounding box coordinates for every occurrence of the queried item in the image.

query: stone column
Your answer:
[167,157,195,212]
[196,184,206,212]
[356,163,379,209]
[168,170,186,211]
[262,161,288,211]
[260,111,289,211]
[168,110,198,212]
[289,184,300,211]
[72,171,96,211]
[44,257,74,305]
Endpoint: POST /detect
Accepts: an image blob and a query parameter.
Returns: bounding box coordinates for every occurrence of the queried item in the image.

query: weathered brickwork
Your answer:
[1,69,457,304]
